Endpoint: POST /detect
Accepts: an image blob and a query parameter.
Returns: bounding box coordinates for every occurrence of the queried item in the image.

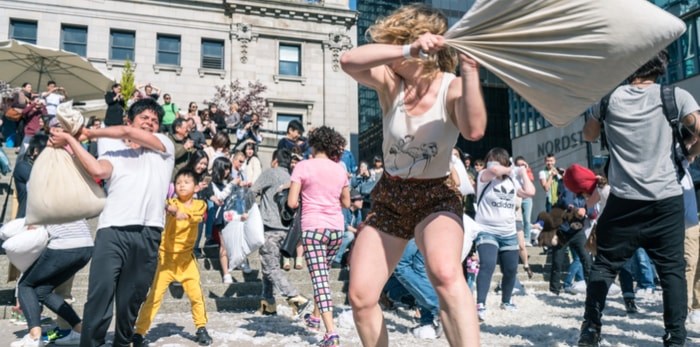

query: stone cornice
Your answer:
[224,0,357,29]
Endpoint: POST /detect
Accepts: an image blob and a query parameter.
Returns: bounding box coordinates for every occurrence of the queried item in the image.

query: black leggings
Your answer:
[476,244,519,306]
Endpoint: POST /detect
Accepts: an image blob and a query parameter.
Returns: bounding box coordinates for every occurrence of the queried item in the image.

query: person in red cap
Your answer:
[564,164,598,196]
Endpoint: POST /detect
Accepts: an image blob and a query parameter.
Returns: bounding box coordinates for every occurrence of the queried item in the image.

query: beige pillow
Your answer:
[445,0,685,127]
[25,147,105,225]
[56,101,85,136]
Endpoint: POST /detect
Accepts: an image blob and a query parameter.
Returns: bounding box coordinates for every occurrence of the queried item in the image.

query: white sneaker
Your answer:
[571,280,587,295]
[608,283,621,296]
[11,334,43,347]
[223,274,233,284]
[477,303,486,322]
[689,310,700,324]
[412,323,438,339]
[500,302,517,311]
[54,330,80,346]
[240,260,252,274]
[635,287,654,297]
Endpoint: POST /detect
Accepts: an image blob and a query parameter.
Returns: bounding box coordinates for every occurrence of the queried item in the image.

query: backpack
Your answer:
[599,84,687,180]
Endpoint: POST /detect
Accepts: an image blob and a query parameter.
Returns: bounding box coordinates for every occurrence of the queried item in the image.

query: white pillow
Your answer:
[445,0,686,126]
[0,218,25,240]
[2,227,49,272]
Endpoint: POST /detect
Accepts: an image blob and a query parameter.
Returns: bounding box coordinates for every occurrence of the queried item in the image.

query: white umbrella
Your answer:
[0,39,113,101]
[445,0,685,127]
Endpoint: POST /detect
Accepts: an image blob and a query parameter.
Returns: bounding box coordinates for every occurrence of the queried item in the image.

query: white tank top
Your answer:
[383,73,459,179]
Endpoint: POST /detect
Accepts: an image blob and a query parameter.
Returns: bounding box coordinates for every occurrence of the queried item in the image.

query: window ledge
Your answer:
[153,64,182,76]
[273,74,306,86]
[105,60,137,70]
[198,68,226,79]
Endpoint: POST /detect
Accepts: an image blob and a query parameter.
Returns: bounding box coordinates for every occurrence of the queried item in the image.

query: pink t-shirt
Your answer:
[290,158,349,231]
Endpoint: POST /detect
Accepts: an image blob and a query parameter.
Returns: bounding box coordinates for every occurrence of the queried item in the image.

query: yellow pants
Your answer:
[135,252,207,334]
[685,225,700,312]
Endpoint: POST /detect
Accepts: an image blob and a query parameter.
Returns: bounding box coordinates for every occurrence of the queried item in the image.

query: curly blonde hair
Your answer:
[367,4,457,74]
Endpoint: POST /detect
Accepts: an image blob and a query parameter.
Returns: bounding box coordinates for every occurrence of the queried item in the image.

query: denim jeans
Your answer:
[521,198,533,243]
[205,200,216,242]
[634,248,656,289]
[550,229,592,294]
[333,231,355,264]
[393,239,439,323]
[564,248,585,288]
[18,247,93,329]
[620,248,657,296]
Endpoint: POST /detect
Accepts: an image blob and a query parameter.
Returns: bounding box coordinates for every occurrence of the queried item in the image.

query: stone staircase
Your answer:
[0,147,555,319]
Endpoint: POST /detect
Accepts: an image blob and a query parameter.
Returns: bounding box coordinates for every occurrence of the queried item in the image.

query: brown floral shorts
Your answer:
[363,172,463,240]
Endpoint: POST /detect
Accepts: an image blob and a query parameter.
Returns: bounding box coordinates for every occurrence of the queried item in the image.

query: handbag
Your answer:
[4,107,22,122]
[280,210,302,258]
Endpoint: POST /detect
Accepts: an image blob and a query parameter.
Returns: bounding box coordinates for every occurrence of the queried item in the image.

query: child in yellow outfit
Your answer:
[133,169,212,346]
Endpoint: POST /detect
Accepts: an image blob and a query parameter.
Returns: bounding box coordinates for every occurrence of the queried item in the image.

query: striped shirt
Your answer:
[46,220,94,250]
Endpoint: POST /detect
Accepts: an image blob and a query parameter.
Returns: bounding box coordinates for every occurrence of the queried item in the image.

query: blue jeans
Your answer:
[205,200,216,242]
[620,248,657,296]
[393,239,439,324]
[467,273,477,293]
[564,248,584,288]
[521,198,533,243]
[333,231,355,264]
[635,248,656,289]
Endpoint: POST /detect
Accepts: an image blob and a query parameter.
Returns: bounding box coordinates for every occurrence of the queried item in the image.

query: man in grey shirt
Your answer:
[579,51,699,347]
[250,148,308,315]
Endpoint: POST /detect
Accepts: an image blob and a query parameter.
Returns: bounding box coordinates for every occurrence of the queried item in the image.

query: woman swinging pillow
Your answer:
[340,4,486,347]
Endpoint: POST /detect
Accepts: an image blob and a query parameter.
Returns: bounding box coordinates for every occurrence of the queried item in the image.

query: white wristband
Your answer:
[402,44,412,59]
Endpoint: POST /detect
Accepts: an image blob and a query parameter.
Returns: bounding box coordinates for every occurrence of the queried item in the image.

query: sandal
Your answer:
[294,257,304,270]
[282,257,291,271]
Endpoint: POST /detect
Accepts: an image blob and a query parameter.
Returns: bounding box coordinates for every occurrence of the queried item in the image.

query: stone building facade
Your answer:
[0,0,359,161]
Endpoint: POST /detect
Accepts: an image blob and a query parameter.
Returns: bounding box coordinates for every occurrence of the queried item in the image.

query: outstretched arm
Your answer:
[83,126,166,152]
[49,128,113,180]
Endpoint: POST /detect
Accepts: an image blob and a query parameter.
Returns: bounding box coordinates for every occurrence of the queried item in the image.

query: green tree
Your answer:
[119,60,136,107]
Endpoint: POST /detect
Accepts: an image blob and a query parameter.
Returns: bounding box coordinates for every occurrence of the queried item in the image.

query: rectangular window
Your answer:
[110,30,135,61]
[277,113,303,138]
[201,39,224,70]
[157,34,181,66]
[10,19,37,44]
[61,25,88,57]
[279,44,301,76]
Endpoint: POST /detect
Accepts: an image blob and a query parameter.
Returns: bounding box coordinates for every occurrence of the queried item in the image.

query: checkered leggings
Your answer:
[301,228,343,313]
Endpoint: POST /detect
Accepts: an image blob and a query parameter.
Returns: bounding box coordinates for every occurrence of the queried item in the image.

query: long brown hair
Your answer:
[367,4,457,75]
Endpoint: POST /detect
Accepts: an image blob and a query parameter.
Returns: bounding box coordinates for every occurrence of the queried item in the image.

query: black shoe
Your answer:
[662,332,685,347]
[132,333,146,347]
[624,298,638,314]
[196,327,213,346]
[578,321,601,347]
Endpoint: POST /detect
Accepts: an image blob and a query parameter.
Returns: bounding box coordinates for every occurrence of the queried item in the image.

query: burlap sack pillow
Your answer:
[445,0,686,126]
[25,147,106,225]
[56,101,84,135]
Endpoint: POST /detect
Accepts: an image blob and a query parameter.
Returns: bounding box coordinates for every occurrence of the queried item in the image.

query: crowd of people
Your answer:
[1,3,700,347]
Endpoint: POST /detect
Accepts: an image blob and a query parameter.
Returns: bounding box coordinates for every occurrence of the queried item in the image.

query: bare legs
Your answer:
[349,212,480,346]
[348,226,407,347]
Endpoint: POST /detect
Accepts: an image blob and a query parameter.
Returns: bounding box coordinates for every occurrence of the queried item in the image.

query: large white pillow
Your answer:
[445,0,686,127]
[0,218,25,240]
[2,227,49,272]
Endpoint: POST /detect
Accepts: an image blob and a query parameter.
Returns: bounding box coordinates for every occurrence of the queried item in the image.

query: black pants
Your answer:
[584,194,686,345]
[18,247,92,329]
[550,228,592,294]
[80,226,161,347]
